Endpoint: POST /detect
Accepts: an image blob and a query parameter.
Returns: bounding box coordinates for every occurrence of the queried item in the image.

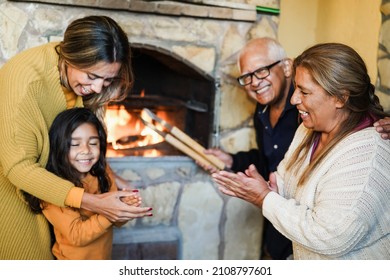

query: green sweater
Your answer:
[0,42,83,259]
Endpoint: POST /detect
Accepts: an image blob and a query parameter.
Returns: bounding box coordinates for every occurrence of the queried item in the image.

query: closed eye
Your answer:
[87,73,98,80]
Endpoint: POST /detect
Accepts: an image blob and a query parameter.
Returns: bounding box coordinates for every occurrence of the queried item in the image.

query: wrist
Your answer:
[255,189,271,208]
[80,192,97,212]
[226,155,234,169]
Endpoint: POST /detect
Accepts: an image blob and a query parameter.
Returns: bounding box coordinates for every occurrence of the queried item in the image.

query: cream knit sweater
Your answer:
[263,124,390,259]
[0,43,84,259]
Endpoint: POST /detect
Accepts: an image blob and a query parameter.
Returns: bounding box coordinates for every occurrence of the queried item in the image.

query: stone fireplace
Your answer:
[106,43,216,157]
[1,0,282,259]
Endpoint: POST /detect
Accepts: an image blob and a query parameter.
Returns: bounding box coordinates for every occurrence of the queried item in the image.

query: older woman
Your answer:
[212,43,390,259]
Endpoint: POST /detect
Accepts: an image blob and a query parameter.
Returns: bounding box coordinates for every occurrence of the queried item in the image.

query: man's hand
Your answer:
[374,117,390,140]
[196,148,233,173]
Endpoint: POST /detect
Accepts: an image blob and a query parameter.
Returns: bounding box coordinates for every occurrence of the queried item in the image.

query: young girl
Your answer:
[25,107,144,259]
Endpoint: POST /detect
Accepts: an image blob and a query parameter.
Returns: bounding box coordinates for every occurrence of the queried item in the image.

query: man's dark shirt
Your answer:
[231,85,299,259]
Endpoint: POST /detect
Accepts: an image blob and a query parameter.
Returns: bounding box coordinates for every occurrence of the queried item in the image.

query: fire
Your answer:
[104,105,131,145]
[104,104,164,154]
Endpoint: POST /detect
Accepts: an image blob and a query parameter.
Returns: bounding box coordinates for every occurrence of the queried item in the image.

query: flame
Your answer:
[104,105,132,147]
[104,103,164,154]
[144,149,160,157]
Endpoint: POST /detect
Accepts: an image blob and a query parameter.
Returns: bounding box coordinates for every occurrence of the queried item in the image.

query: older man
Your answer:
[202,38,296,259]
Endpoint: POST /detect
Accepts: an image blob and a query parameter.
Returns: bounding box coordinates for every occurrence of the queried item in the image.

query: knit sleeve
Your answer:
[0,43,75,207]
[65,187,85,208]
[263,128,390,258]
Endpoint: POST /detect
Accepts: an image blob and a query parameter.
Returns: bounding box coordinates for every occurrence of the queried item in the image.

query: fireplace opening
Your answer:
[106,43,216,158]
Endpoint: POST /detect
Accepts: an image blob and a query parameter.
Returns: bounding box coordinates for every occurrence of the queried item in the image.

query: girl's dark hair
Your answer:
[24,107,111,213]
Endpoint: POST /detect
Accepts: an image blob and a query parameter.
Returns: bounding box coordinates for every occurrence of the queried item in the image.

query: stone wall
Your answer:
[108,156,263,260]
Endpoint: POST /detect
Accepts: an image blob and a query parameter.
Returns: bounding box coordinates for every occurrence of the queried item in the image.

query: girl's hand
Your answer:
[81,191,152,222]
[120,189,142,207]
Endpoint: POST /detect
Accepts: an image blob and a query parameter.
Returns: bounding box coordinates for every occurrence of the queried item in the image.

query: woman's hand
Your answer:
[81,191,152,223]
[211,164,272,207]
[268,172,278,193]
[374,117,390,140]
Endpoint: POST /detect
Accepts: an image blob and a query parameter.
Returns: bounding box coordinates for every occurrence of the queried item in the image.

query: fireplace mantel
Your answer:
[9,0,259,21]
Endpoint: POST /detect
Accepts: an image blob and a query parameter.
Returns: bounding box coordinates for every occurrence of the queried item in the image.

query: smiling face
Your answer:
[239,45,290,108]
[68,122,100,177]
[66,61,122,96]
[291,66,346,136]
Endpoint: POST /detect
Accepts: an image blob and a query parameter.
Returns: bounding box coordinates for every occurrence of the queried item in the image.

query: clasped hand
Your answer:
[212,164,278,208]
[82,190,152,223]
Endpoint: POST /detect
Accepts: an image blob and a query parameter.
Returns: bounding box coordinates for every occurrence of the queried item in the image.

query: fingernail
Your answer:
[148,213,153,216]
[148,207,153,211]
[132,189,139,192]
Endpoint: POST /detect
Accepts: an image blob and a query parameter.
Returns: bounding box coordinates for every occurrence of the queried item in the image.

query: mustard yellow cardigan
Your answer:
[0,42,85,259]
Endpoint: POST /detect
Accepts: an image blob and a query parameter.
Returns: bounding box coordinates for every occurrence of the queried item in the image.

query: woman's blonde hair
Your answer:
[56,15,133,122]
[286,43,389,186]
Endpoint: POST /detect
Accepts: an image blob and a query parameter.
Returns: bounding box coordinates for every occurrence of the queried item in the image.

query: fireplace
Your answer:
[2,0,279,260]
[107,44,221,260]
[106,44,223,260]
[106,43,216,158]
